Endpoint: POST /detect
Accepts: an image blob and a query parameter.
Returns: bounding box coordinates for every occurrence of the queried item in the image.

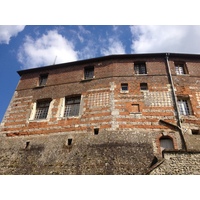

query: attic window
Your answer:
[175,63,187,75]
[39,74,48,86]
[134,63,147,75]
[84,66,94,80]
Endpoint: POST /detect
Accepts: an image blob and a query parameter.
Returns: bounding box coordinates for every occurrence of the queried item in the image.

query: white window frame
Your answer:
[177,98,192,116]
[60,96,83,118]
[29,99,52,121]
[175,63,187,75]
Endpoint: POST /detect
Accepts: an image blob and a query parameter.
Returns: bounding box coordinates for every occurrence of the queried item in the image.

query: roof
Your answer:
[17,52,200,76]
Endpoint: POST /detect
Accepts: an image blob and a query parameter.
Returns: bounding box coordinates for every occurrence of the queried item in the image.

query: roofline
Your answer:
[17,52,200,76]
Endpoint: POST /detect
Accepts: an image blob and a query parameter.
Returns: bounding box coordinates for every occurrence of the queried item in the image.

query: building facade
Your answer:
[1,53,200,174]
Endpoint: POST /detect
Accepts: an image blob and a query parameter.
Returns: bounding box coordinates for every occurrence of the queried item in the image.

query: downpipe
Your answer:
[165,53,187,151]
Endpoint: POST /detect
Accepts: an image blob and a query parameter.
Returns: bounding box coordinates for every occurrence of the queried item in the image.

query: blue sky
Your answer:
[1,25,200,122]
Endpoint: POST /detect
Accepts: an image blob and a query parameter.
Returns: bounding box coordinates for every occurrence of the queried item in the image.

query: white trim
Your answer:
[29,102,36,120]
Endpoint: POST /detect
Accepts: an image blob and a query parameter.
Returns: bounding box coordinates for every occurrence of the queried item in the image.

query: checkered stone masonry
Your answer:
[87,92,110,107]
[196,92,200,106]
[143,91,173,107]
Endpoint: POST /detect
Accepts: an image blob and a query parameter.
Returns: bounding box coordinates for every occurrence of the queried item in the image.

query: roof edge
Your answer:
[17,52,200,76]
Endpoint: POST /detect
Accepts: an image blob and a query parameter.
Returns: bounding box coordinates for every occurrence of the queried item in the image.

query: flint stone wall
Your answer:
[150,151,200,175]
[0,130,155,175]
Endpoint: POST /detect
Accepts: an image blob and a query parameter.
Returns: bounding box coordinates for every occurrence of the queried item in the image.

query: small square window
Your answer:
[140,83,148,90]
[35,100,51,119]
[39,74,48,86]
[84,66,94,80]
[134,63,147,74]
[177,98,192,116]
[121,83,128,91]
[175,63,187,75]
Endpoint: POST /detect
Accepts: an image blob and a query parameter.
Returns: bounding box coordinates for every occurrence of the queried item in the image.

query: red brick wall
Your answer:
[2,55,200,153]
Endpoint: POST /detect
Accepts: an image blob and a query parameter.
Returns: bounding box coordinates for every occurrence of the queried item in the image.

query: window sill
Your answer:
[81,78,94,82]
[175,74,189,76]
[29,118,48,122]
[120,91,129,94]
[59,116,80,119]
[130,112,141,115]
[33,85,45,89]
[180,115,196,121]
[134,74,147,76]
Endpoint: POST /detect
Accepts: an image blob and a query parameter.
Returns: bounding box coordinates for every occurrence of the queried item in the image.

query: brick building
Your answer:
[1,52,200,174]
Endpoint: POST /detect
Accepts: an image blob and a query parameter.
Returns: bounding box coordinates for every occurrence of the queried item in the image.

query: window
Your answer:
[160,137,174,152]
[94,128,99,135]
[175,63,187,75]
[39,74,48,86]
[191,129,200,135]
[177,98,192,115]
[84,66,94,80]
[64,96,81,117]
[134,63,147,74]
[68,139,72,146]
[34,100,51,119]
[140,83,148,90]
[121,83,128,91]
[25,141,30,149]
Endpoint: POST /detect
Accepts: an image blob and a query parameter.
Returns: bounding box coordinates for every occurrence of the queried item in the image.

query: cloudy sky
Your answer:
[1,25,200,121]
[0,0,199,196]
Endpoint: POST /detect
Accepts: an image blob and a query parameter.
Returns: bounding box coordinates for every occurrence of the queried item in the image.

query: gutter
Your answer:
[165,53,187,151]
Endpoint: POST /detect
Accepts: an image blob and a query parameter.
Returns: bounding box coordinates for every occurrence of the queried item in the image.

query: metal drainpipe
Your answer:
[165,53,187,151]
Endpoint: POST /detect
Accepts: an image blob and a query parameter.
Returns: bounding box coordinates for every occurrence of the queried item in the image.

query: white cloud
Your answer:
[130,25,200,54]
[18,30,78,69]
[0,25,25,44]
[101,38,126,56]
